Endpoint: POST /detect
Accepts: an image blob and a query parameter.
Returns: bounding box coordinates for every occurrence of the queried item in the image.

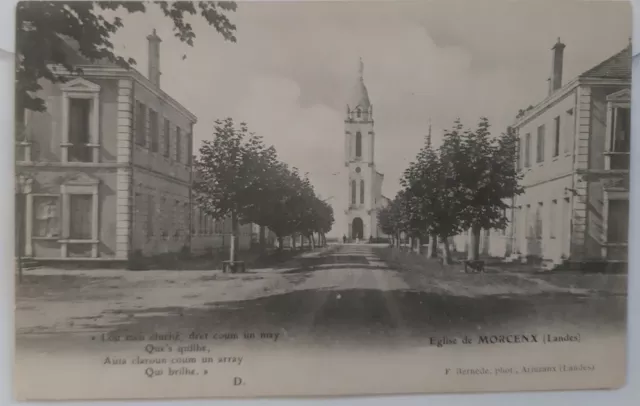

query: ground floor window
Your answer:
[607,199,629,243]
[33,195,60,238]
[69,194,93,240]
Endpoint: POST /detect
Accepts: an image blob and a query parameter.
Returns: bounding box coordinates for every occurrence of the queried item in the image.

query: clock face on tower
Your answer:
[355,167,361,173]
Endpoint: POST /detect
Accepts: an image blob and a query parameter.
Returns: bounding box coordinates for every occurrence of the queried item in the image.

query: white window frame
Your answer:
[604,89,631,170]
[60,176,100,258]
[60,78,101,163]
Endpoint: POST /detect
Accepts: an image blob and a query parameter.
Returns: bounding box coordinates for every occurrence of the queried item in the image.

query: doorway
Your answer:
[352,217,363,240]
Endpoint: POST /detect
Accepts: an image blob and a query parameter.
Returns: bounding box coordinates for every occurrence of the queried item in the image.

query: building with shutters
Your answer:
[457,39,631,269]
[15,30,198,263]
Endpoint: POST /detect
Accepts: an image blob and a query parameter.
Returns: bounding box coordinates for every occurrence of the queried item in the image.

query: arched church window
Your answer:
[351,180,356,205]
[356,108,361,118]
[355,132,362,158]
[360,180,365,204]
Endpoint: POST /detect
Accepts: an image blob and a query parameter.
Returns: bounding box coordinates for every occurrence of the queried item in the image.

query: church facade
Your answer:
[344,60,389,240]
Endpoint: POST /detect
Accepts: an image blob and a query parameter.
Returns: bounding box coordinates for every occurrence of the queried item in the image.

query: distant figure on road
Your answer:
[342,235,347,244]
[356,237,360,244]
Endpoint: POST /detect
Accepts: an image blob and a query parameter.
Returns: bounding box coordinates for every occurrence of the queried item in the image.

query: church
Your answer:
[344,59,390,240]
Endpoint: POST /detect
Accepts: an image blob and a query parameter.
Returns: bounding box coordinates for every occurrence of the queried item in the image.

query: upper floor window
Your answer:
[563,109,574,154]
[611,107,630,153]
[68,98,92,162]
[355,131,362,158]
[60,78,101,163]
[149,109,159,153]
[536,124,545,163]
[176,127,182,162]
[524,133,531,168]
[515,138,521,170]
[552,116,560,157]
[605,89,631,170]
[135,101,147,147]
[163,118,171,158]
[360,180,365,204]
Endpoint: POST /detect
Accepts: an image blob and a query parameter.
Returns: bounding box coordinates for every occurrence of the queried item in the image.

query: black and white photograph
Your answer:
[13,0,631,400]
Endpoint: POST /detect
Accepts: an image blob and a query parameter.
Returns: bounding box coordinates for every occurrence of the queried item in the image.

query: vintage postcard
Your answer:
[13,0,631,400]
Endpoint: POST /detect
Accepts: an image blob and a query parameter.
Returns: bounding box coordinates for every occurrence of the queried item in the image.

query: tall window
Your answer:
[611,107,631,152]
[69,194,93,239]
[135,101,147,147]
[535,202,543,239]
[550,199,558,239]
[515,138,521,170]
[355,132,362,158]
[176,127,182,162]
[68,98,91,162]
[607,200,629,243]
[33,196,60,238]
[351,180,356,205]
[524,133,531,168]
[163,118,171,157]
[147,195,155,239]
[360,180,365,204]
[149,109,159,152]
[564,109,574,154]
[553,116,560,157]
[356,108,361,118]
[536,124,545,163]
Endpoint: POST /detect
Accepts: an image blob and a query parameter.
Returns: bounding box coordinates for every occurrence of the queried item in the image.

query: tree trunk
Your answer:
[292,235,297,250]
[310,234,316,250]
[414,237,421,254]
[229,211,237,263]
[441,236,452,265]
[468,224,482,261]
[428,234,438,258]
[277,236,283,251]
[259,225,266,253]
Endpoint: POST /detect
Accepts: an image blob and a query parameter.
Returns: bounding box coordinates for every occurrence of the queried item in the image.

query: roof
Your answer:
[514,42,631,127]
[347,58,371,110]
[580,44,631,80]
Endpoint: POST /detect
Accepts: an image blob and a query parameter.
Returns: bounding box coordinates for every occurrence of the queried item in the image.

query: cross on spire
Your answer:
[358,57,364,80]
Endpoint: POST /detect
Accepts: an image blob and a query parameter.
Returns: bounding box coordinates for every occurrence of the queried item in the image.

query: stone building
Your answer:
[460,39,631,268]
[344,59,389,240]
[15,31,197,263]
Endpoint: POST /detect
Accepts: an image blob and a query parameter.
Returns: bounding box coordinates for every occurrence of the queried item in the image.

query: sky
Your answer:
[106,0,631,237]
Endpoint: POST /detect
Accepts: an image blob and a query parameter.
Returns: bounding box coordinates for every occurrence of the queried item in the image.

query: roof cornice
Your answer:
[49,64,198,123]
[513,77,631,128]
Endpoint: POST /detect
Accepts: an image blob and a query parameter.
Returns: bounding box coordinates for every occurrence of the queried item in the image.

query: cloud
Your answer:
[108,1,631,237]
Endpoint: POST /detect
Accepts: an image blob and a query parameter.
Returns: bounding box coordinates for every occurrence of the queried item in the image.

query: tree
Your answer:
[193,118,267,265]
[456,118,524,260]
[16,1,237,115]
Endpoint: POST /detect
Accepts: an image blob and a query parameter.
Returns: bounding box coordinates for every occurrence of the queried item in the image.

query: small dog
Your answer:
[464,260,485,273]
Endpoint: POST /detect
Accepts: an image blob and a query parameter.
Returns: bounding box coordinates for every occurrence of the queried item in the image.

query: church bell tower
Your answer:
[344,58,380,241]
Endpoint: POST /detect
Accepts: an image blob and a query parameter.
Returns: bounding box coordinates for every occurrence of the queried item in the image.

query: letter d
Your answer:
[233,377,243,386]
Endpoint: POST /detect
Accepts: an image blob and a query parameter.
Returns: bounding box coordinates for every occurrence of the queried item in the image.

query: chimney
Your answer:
[550,37,565,95]
[147,29,162,87]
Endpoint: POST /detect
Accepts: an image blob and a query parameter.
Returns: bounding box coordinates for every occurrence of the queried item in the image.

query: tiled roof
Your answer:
[580,44,631,80]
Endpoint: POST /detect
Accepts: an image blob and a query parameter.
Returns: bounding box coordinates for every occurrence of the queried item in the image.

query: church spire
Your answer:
[426,118,432,148]
[347,57,371,112]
